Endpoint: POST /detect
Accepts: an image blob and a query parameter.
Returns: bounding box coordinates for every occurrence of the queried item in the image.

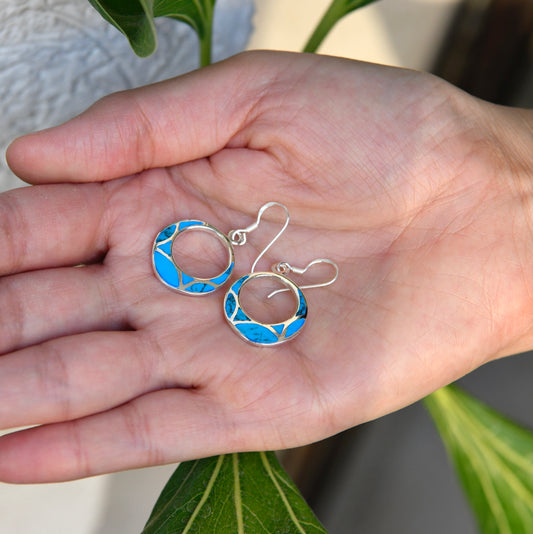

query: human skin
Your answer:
[1,50,533,483]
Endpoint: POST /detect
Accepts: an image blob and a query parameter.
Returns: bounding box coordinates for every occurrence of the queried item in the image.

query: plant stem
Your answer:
[199,19,212,66]
[303,0,347,53]
[199,0,215,66]
[303,0,379,54]
[200,31,212,67]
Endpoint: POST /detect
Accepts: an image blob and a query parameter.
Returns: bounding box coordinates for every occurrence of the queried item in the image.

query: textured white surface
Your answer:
[0,0,253,190]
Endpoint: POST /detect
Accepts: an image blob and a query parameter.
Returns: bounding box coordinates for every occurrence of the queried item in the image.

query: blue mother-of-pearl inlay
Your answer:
[223,272,308,346]
[152,220,234,295]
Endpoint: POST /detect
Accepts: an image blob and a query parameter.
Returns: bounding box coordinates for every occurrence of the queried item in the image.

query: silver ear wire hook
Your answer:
[228,202,290,274]
[268,258,339,298]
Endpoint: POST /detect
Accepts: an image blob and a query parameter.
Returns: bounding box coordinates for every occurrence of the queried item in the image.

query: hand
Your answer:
[2,51,533,483]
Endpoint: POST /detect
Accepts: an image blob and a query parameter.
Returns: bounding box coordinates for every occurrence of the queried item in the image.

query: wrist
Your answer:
[481,104,533,358]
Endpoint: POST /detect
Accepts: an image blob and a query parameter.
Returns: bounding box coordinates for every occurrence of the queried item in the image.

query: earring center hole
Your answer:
[172,228,230,279]
[240,276,297,325]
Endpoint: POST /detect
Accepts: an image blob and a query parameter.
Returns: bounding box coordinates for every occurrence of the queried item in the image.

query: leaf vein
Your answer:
[260,452,307,534]
[233,454,244,534]
[181,454,226,534]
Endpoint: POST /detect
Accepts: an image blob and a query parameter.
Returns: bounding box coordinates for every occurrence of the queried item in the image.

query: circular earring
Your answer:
[152,220,235,295]
[223,259,339,346]
[152,202,290,296]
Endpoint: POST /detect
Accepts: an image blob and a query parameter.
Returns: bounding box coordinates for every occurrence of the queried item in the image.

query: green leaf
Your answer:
[425,386,533,534]
[154,0,215,65]
[88,0,157,57]
[328,0,381,15]
[303,0,381,53]
[142,452,328,533]
[153,0,215,39]
[88,0,216,64]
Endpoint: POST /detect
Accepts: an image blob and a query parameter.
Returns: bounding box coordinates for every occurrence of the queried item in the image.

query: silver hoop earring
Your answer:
[152,202,290,296]
[223,259,339,346]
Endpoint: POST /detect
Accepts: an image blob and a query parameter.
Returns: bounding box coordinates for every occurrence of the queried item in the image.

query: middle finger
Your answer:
[0,264,124,355]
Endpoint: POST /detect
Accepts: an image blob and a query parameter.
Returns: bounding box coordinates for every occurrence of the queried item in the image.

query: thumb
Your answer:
[6,51,279,183]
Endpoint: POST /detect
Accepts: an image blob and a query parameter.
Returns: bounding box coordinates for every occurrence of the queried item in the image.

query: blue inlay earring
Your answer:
[224,258,339,347]
[152,202,290,296]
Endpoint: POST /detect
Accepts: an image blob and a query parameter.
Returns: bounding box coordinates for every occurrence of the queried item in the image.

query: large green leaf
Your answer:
[425,386,533,534]
[142,452,328,533]
[303,0,380,53]
[88,0,216,63]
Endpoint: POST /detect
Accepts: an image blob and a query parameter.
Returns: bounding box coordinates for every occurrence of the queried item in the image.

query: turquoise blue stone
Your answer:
[178,220,203,231]
[271,324,285,335]
[157,240,172,256]
[234,308,250,322]
[154,251,180,288]
[210,262,234,286]
[285,318,306,338]
[236,323,278,344]
[230,275,249,294]
[297,292,308,317]
[180,271,195,286]
[156,224,176,242]
[225,293,236,316]
[186,282,215,293]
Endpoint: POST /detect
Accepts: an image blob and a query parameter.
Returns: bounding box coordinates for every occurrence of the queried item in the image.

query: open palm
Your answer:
[2,51,532,482]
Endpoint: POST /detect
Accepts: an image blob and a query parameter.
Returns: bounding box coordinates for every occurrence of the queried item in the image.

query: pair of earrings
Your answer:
[152,202,338,346]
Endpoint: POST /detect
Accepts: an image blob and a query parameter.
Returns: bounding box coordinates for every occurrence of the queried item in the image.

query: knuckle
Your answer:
[122,402,162,465]
[0,278,25,354]
[0,191,28,275]
[69,420,91,478]
[95,90,157,172]
[38,341,73,421]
